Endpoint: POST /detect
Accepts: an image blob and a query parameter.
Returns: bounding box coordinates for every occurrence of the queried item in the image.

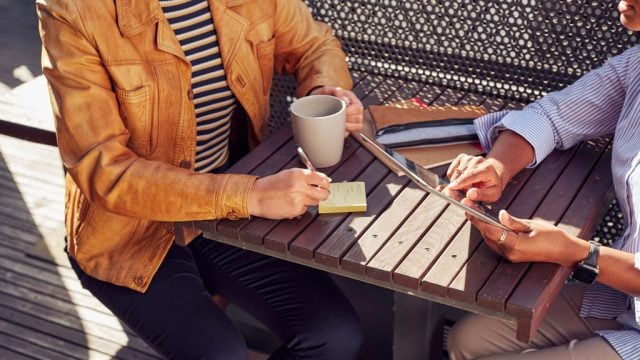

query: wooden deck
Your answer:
[0,134,163,359]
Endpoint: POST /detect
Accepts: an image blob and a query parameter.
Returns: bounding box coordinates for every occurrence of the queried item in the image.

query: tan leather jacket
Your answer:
[37,0,352,292]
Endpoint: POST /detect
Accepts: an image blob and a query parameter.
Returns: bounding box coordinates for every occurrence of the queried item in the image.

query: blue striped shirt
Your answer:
[159,0,237,173]
[475,45,640,359]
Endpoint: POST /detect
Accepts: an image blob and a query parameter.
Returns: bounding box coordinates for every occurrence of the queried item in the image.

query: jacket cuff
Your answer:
[212,174,258,220]
[296,75,352,99]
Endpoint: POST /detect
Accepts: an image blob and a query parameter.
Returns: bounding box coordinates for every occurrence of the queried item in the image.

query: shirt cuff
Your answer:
[474,109,557,168]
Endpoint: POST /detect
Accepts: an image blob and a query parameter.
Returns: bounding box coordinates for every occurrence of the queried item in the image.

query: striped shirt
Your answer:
[475,45,640,359]
[159,0,237,173]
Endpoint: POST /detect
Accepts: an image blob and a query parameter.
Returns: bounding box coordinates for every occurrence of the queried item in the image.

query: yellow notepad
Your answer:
[319,182,367,214]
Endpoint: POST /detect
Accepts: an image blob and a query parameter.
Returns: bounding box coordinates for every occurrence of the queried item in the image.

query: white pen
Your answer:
[296,144,316,172]
[296,145,332,191]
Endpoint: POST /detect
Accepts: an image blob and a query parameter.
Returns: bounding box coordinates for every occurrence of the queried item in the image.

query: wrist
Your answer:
[247,178,263,217]
[565,237,592,267]
[485,157,510,191]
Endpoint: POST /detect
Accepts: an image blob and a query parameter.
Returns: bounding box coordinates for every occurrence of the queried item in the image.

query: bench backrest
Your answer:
[268,0,638,132]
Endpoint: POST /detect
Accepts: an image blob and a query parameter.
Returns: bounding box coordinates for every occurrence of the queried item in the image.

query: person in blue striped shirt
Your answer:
[446,1,640,359]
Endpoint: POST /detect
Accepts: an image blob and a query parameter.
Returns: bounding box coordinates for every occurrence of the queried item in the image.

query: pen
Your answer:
[296,145,332,191]
[296,145,316,172]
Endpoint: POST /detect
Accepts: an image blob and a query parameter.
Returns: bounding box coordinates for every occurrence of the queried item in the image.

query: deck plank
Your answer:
[0,134,161,358]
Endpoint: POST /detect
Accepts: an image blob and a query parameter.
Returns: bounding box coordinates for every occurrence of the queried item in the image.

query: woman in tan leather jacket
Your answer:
[37,0,364,358]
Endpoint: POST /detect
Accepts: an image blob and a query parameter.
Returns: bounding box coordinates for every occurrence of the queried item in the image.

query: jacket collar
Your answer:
[115,0,250,67]
[208,0,249,67]
[115,0,251,37]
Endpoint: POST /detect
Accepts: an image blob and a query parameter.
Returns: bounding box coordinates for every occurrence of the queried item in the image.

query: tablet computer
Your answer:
[359,133,508,231]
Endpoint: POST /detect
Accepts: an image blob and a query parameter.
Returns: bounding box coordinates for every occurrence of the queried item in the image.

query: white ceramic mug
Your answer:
[290,95,346,168]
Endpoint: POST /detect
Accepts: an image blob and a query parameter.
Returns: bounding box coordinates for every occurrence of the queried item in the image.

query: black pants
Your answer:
[69,236,363,359]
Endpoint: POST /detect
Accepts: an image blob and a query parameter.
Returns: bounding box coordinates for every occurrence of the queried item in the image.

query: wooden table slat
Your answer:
[392,203,467,288]
[262,138,366,252]
[383,81,428,104]
[477,138,610,313]
[481,97,508,112]
[226,126,293,174]
[365,194,449,283]
[315,172,409,268]
[431,88,466,106]
[351,73,387,100]
[415,84,448,106]
[456,92,485,106]
[421,222,481,296]
[341,183,427,275]
[289,160,389,259]
[360,77,405,107]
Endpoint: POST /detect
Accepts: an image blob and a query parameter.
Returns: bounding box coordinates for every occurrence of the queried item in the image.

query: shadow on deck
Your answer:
[0,134,161,359]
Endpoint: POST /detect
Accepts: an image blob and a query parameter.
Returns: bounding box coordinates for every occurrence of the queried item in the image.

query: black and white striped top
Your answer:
[476,45,640,359]
[159,0,237,173]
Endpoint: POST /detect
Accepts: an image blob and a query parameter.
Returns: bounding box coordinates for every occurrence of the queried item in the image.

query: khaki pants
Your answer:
[447,282,622,360]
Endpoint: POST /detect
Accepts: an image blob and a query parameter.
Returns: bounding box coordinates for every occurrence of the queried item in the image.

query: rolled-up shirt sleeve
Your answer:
[475,110,557,168]
[475,45,640,167]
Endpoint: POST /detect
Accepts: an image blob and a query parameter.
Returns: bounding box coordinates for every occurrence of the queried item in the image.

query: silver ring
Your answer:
[497,229,508,245]
[455,168,463,175]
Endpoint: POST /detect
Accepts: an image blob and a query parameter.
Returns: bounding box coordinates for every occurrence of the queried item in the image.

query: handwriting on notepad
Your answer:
[318,182,367,214]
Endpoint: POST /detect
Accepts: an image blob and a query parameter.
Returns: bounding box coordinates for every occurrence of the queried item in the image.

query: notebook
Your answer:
[318,182,367,214]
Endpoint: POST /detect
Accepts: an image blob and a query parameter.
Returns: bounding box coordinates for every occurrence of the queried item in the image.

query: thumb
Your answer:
[467,186,501,203]
[499,210,531,233]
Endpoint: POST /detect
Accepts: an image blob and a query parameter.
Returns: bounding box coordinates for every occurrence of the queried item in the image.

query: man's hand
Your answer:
[247,168,331,219]
[309,85,363,136]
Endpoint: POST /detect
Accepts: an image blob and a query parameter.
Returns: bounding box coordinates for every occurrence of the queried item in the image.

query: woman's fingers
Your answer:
[303,169,331,190]
[309,85,363,134]
[447,155,464,180]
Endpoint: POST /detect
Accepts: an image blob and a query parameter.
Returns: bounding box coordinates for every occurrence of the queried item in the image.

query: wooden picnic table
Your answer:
[183,72,613,344]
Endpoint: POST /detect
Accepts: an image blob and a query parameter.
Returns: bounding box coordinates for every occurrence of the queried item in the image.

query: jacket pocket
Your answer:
[256,37,275,96]
[70,187,93,240]
[114,84,155,157]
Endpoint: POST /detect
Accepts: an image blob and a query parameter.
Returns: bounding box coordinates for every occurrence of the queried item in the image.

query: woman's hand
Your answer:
[467,209,590,267]
[446,154,507,203]
[309,85,363,136]
[247,168,331,219]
